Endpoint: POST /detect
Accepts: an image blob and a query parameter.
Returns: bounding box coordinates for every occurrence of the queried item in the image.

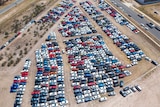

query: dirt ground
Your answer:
[0,0,160,107]
[0,0,15,10]
[138,3,160,23]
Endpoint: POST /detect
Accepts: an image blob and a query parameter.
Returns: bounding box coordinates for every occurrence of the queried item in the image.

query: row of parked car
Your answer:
[64,34,131,104]
[38,0,75,23]
[10,59,31,107]
[80,1,145,66]
[58,6,97,37]
[98,1,139,33]
[120,85,142,97]
[30,33,68,107]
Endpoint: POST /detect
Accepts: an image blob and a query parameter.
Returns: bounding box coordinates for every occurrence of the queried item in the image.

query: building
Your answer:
[136,0,160,4]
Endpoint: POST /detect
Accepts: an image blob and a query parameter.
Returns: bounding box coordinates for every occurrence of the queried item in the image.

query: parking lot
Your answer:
[0,0,160,107]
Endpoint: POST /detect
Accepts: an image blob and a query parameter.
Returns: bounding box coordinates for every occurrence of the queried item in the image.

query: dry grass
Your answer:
[137,3,160,23]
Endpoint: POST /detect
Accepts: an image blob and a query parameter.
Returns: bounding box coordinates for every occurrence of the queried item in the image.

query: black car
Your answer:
[119,80,124,87]
[155,26,160,31]
[146,23,155,28]
[151,60,158,66]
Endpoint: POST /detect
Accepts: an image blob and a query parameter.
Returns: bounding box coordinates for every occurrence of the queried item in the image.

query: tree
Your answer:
[0,0,8,6]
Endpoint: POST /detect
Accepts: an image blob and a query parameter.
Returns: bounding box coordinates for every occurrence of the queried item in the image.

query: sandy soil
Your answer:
[0,0,160,107]
[0,0,16,10]
[125,0,160,23]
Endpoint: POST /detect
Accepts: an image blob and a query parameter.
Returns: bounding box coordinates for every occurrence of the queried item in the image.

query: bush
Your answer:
[27,28,30,32]
[1,61,7,67]
[8,54,13,60]
[34,40,38,44]
[5,32,9,35]
[4,35,8,39]
[24,48,28,54]
[40,26,43,30]
[19,50,23,56]
[13,53,16,55]
[22,33,26,37]
[7,47,10,50]
[14,58,21,66]
[7,60,14,67]
[0,56,3,61]
[26,43,28,46]
[16,45,21,50]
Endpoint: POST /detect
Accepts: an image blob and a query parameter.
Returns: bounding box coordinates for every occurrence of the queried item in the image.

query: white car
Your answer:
[92,95,101,100]
[99,97,107,102]
[58,91,65,94]
[59,100,69,106]
[108,91,116,96]
[140,23,145,27]
[99,89,106,94]
[144,27,149,30]
[48,100,57,104]
[124,70,132,76]
[49,103,58,107]
[76,95,85,100]
[84,93,92,97]
[77,99,85,104]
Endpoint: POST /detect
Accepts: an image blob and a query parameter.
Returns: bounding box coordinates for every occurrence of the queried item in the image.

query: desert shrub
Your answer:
[1,61,7,67]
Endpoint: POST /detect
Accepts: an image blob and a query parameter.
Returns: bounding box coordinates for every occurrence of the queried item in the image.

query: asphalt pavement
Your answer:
[0,0,24,14]
[110,0,160,40]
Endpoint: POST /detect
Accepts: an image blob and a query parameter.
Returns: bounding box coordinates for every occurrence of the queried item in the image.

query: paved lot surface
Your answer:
[0,0,160,107]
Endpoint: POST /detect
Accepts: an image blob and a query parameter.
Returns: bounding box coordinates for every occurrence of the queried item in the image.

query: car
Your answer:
[119,80,124,87]
[155,26,160,31]
[59,100,68,105]
[108,91,116,96]
[77,99,85,104]
[84,96,92,102]
[135,85,142,91]
[140,23,145,27]
[151,60,158,66]
[138,14,144,18]
[124,70,132,76]
[120,90,127,97]
[49,103,58,107]
[128,14,131,17]
[147,23,155,28]
[130,86,136,92]
[99,97,107,102]
[92,95,100,100]
[123,86,130,91]
[144,27,149,30]
[76,95,84,100]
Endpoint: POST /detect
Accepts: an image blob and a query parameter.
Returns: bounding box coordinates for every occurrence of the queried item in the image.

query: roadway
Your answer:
[109,0,160,40]
[0,0,24,14]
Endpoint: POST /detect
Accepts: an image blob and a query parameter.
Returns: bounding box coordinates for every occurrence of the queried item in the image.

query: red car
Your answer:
[88,82,96,86]
[73,85,81,90]
[119,73,126,78]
